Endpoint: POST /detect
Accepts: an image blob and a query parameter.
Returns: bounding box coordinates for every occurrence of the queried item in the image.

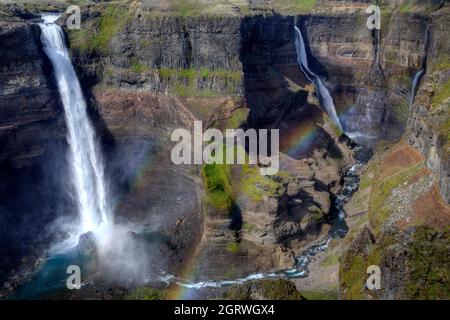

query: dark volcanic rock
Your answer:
[406,7,450,203]
[5,3,41,20]
[0,19,71,287]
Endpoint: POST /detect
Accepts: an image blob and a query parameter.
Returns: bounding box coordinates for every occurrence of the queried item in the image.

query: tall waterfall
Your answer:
[410,70,424,108]
[39,15,110,234]
[294,26,343,131]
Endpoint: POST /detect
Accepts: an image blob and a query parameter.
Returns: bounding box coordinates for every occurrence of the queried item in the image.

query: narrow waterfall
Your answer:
[39,15,110,234]
[410,70,424,108]
[294,26,343,131]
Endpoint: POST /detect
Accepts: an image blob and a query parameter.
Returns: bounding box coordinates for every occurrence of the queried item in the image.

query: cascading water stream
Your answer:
[294,26,343,132]
[410,70,424,109]
[39,15,110,236]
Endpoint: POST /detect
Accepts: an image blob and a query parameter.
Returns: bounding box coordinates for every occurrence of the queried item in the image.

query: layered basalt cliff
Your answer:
[65,4,244,100]
[338,2,450,300]
[405,7,450,203]
[300,7,428,141]
[0,17,71,287]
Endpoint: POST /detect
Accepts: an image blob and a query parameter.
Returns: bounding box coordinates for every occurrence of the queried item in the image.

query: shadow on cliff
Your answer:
[294,17,332,87]
[238,14,341,161]
[0,26,81,286]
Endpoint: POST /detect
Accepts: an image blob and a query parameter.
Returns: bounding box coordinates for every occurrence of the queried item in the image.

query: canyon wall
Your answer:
[406,8,450,203]
[300,8,428,141]
[338,1,450,300]
[0,17,73,287]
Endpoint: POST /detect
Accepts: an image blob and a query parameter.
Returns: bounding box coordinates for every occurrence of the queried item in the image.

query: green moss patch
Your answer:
[321,251,339,267]
[202,162,233,211]
[241,165,283,202]
[431,55,450,73]
[130,58,149,73]
[438,118,450,153]
[227,108,249,129]
[405,227,450,299]
[369,161,423,235]
[301,290,338,300]
[432,78,450,109]
[126,287,166,300]
[171,0,206,18]
[393,99,409,125]
[226,279,304,300]
[226,242,240,254]
[340,230,396,300]
[242,222,255,233]
[339,254,366,299]
[155,67,242,97]
[67,3,132,55]
[273,0,317,14]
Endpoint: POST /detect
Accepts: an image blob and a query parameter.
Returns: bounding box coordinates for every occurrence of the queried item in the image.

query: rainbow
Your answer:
[280,121,321,158]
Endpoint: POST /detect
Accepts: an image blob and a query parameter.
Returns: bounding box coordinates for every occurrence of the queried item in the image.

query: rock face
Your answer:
[92,89,203,277]
[0,17,71,287]
[340,142,450,299]
[405,6,450,203]
[300,8,428,142]
[78,231,98,257]
[66,6,244,97]
[332,1,450,300]
[225,279,304,300]
[0,20,65,168]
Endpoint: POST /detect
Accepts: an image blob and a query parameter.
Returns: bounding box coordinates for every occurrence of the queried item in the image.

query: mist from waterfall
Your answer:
[410,70,424,108]
[294,26,343,131]
[39,15,110,237]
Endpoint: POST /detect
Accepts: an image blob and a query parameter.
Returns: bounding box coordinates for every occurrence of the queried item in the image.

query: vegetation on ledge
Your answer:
[67,2,132,55]
[126,287,166,300]
[368,159,424,235]
[274,0,316,13]
[225,279,304,300]
[405,227,450,300]
[240,165,283,202]
[202,162,233,212]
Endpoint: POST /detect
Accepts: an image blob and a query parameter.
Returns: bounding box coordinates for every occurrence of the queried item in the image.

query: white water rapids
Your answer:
[39,15,110,235]
[294,26,343,131]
